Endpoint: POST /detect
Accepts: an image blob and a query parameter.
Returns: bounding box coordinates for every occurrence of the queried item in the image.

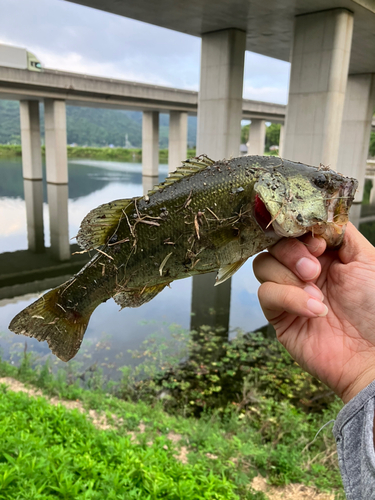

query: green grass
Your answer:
[0,144,197,163]
[0,348,345,499]
[0,389,253,500]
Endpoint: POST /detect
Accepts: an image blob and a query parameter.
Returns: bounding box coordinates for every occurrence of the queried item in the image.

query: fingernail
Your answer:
[307,298,328,317]
[304,285,324,301]
[296,257,319,281]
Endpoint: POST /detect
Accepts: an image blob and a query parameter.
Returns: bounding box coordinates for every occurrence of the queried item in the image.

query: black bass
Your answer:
[9,155,358,361]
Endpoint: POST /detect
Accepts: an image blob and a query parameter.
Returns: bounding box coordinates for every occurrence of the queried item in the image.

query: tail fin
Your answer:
[9,287,93,362]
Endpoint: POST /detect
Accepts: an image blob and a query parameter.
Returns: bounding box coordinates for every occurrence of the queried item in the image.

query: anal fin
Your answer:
[215,260,246,286]
[114,283,168,309]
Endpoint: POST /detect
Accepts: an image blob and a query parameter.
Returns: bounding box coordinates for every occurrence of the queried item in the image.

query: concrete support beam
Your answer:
[44,99,69,260]
[23,179,45,253]
[142,111,159,177]
[143,175,159,196]
[193,28,245,334]
[44,99,68,184]
[168,111,188,173]
[337,74,375,203]
[284,9,354,170]
[197,28,246,159]
[246,119,265,156]
[20,100,42,180]
[19,100,45,253]
[279,124,285,158]
[47,183,70,261]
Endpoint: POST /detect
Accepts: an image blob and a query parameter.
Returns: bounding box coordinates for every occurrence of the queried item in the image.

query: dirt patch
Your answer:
[0,377,117,431]
[0,377,189,462]
[0,377,339,496]
[251,475,336,500]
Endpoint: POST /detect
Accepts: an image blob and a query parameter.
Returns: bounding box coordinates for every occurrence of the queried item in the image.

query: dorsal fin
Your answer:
[146,155,215,196]
[77,198,139,250]
[77,155,216,250]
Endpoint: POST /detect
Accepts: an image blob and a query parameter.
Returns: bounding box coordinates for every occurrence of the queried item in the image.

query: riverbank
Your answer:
[0,144,197,162]
[0,330,345,499]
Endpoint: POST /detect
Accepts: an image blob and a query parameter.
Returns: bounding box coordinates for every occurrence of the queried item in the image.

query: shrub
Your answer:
[121,328,334,416]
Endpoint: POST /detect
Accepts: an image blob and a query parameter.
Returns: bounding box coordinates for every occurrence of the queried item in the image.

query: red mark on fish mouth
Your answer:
[254,194,272,231]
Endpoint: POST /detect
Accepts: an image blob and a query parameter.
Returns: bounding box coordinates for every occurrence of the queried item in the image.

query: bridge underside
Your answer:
[66,0,375,75]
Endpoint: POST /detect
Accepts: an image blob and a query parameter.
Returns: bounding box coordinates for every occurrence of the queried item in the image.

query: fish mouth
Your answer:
[253,194,276,235]
[254,178,356,248]
[310,181,355,248]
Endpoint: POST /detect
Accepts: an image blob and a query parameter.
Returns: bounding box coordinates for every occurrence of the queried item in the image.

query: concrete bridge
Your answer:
[0,66,286,121]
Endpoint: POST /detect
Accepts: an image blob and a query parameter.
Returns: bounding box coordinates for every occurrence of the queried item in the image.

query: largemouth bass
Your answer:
[9,155,358,361]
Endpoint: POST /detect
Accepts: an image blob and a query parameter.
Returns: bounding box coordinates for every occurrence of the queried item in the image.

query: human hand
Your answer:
[253,223,375,403]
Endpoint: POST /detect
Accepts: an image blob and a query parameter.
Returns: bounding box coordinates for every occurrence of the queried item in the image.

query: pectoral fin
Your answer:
[215,260,246,286]
[113,283,168,309]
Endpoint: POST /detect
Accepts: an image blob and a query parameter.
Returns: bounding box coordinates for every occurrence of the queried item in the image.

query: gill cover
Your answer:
[254,169,327,238]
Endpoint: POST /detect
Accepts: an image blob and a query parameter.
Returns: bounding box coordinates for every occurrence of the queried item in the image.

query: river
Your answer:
[0,157,267,373]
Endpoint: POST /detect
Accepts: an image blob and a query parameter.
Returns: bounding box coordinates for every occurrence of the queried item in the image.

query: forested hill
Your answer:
[0,100,197,149]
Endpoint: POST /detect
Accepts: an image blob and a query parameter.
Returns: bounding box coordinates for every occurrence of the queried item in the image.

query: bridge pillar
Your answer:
[192,28,246,335]
[47,184,70,261]
[337,74,375,203]
[44,99,70,261]
[246,119,265,156]
[197,28,246,159]
[283,9,354,171]
[279,124,285,158]
[142,111,159,177]
[20,101,42,181]
[20,100,45,253]
[168,111,188,173]
[44,99,68,184]
[142,175,159,196]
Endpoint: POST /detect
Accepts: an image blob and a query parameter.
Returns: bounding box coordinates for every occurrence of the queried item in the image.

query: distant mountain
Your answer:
[0,100,197,148]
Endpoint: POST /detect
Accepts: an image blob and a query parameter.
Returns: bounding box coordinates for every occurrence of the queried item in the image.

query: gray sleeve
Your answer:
[333,379,375,499]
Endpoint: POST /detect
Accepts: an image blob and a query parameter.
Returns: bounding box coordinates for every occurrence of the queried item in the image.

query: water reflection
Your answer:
[191,273,231,335]
[24,179,44,253]
[0,157,273,372]
[47,183,70,261]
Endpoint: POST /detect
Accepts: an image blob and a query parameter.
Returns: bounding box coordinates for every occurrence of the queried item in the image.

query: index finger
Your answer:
[267,234,327,283]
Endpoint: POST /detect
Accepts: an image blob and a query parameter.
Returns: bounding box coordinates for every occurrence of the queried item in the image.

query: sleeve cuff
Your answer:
[333,379,375,438]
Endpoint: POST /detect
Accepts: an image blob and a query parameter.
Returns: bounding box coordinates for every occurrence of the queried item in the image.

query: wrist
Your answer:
[340,367,375,404]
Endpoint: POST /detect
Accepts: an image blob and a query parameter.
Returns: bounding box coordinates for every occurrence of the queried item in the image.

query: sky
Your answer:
[0,0,290,104]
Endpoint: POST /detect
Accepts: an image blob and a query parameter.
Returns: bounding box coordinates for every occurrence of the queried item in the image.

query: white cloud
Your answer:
[242,84,289,104]
[0,0,289,100]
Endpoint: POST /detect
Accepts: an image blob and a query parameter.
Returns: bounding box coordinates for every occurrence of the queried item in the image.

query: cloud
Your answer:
[0,0,289,100]
[242,84,289,104]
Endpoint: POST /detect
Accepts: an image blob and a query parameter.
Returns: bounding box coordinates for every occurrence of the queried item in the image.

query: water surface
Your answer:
[0,158,266,372]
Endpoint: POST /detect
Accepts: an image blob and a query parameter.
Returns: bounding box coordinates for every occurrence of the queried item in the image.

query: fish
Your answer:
[9,155,358,361]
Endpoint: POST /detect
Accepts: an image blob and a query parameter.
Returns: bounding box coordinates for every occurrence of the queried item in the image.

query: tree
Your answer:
[265,123,281,152]
[240,124,250,144]
[369,131,375,157]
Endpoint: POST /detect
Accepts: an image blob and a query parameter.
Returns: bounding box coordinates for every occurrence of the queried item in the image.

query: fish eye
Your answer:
[313,174,327,188]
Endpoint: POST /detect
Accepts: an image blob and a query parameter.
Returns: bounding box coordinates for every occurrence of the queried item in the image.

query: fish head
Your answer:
[253,160,358,248]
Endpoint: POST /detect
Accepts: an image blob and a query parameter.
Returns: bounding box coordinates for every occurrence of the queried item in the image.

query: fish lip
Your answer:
[311,179,357,247]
